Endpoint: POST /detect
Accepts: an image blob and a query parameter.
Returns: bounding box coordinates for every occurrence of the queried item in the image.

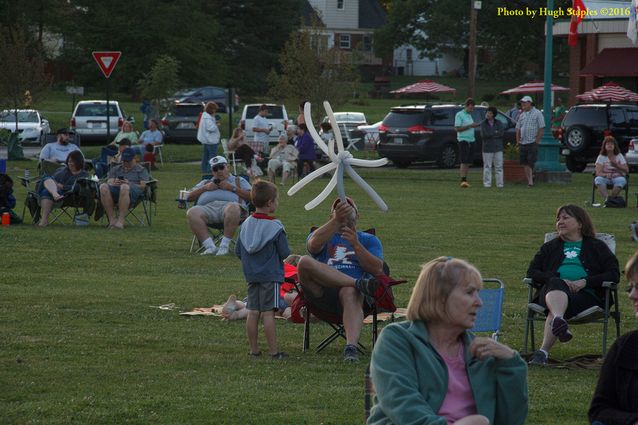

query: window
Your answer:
[430,109,455,126]
[337,0,344,9]
[362,36,372,51]
[340,34,351,49]
[406,49,413,61]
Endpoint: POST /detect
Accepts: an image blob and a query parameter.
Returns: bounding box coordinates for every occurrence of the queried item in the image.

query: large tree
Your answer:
[267,22,360,123]
[374,0,551,79]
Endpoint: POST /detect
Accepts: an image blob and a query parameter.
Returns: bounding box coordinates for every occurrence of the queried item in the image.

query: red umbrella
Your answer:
[390,80,456,95]
[500,81,570,95]
[576,82,638,103]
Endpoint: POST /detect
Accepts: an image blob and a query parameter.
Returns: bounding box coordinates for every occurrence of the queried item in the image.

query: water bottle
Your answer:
[1,212,10,226]
[24,169,30,181]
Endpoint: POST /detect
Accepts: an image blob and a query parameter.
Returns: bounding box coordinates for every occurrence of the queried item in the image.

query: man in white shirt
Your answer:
[39,128,81,164]
[252,104,271,155]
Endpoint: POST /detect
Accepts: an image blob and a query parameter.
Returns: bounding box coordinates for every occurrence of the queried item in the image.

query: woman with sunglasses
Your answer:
[589,253,638,424]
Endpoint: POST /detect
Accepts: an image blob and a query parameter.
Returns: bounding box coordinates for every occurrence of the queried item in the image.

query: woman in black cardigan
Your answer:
[588,252,638,425]
[526,204,620,365]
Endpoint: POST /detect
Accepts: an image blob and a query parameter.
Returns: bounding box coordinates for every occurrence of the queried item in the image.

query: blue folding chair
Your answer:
[470,278,505,341]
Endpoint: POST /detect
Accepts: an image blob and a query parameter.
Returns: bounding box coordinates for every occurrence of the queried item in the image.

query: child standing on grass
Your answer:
[235,180,291,359]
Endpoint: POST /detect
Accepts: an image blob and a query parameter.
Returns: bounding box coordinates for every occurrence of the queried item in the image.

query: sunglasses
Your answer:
[212,164,226,172]
[626,282,638,294]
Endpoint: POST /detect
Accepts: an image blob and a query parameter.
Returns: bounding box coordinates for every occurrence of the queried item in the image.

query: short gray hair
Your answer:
[287,125,297,133]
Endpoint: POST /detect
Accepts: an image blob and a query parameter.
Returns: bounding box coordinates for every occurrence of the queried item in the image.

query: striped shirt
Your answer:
[516,107,545,145]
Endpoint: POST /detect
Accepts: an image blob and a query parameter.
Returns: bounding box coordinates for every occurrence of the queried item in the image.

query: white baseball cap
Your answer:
[520,95,533,103]
[209,156,228,168]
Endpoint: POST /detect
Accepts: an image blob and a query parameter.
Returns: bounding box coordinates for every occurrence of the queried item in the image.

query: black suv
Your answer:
[160,103,204,143]
[377,104,516,168]
[558,104,638,172]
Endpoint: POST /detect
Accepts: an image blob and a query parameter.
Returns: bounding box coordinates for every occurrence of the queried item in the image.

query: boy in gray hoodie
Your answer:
[236,180,291,359]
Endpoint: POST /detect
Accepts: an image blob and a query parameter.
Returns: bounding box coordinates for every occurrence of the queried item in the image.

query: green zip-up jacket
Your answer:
[368,320,528,425]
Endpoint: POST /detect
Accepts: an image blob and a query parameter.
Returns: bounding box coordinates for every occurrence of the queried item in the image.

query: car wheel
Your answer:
[437,143,458,169]
[393,160,411,168]
[565,156,587,173]
[565,126,590,152]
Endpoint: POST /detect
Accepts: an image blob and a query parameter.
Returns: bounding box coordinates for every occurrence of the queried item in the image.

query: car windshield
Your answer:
[383,110,427,127]
[333,113,366,123]
[245,106,284,119]
[563,107,607,127]
[172,105,203,116]
[0,111,39,123]
[75,104,120,116]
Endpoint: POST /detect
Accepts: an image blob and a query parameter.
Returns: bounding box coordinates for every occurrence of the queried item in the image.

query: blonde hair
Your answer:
[406,257,482,322]
[625,251,638,281]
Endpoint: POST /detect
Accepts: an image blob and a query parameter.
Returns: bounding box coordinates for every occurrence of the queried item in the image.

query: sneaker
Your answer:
[355,277,379,297]
[551,317,573,343]
[343,344,359,362]
[528,350,547,365]
[200,246,218,255]
[248,351,262,357]
[460,181,470,188]
[216,245,230,256]
[271,352,288,360]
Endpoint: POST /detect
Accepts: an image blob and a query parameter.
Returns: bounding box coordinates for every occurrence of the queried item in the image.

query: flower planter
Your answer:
[504,160,527,183]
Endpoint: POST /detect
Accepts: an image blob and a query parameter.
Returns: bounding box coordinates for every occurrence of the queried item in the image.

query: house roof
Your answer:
[301,0,323,26]
[359,0,386,29]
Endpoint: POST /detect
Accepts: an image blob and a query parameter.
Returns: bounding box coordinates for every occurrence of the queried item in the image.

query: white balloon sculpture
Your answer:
[287,101,389,212]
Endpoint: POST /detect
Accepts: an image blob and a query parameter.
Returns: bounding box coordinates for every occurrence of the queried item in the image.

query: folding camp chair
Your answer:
[22,176,98,225]
[364,278,505,423]
[522,232,621,355]
[591,171,629,207]
[297,228,406,354]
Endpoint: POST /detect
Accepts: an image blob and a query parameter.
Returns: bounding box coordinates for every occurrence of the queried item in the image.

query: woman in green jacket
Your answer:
[369,257,528,425]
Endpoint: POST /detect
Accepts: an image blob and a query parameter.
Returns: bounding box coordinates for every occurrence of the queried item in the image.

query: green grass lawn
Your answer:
[2,156,637,424]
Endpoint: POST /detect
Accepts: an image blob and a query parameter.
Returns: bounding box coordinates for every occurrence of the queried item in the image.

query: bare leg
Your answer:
[99,183,117,226]
[246,310,260,354]
[597,184,608,198]
[539,312,558,353]
[524,165,534,185]
[460,163,469,179]
[281,170,289,185]
[116,184,131,228]
[339,287,364,346]
[539,290,568,353]
[187,206,212,243]
[222,203,241,238]
[262,310,278,355]
[43,179,63,200]
[38,199,53,226]
[611,186,622,197]
[267,168,275,182]
[297,256,357,294]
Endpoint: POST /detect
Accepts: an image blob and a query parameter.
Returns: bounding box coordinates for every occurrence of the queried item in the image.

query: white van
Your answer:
[70,100,134,143]
[240,104,290,148]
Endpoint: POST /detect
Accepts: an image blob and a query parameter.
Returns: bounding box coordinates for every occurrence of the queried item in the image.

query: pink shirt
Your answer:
[437,344,478,424]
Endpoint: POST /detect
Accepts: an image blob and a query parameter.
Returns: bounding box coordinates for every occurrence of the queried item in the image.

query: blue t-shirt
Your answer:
[191,176,252,208]
[309,231,383,279]
[139,129,163,146]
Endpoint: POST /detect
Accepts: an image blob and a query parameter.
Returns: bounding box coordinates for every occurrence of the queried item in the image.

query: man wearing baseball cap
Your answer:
[39,127,81,164]
[99,147,149,229]
[516,96,545,187]
[296,197,386,362]
[185,155,252,256]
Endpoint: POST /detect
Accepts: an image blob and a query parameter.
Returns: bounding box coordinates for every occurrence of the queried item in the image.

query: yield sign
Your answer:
[92,51,122,78]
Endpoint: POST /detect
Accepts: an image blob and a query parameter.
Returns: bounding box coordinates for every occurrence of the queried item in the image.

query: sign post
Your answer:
[92,51,121,143]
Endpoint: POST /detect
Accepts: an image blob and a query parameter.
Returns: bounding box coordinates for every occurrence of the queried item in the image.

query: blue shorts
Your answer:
[108,184,142,204]
[38,177,73,200]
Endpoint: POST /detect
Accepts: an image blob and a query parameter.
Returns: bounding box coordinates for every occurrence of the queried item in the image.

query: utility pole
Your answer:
[468,1,479,99]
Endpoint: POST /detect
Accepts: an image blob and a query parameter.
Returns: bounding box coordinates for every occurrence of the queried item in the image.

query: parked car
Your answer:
[348,120,382,150]
[557,103,638,172]
[240,104,290,146]
[624,138,638,171]
[377,104,516,168]
[321,112,367,143]
[160,103,204,143]
[0,109,50,145]
[70,100,134,144]
[166,86,239,113]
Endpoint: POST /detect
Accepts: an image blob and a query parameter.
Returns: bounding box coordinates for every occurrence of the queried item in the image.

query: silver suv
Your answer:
[70,100,133,143]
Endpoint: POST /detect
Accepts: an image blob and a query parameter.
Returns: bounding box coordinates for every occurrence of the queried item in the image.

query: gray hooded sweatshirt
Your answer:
[235,213,290,283]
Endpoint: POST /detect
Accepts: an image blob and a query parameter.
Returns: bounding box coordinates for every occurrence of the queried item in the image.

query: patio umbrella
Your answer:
[576,82,638,103]
[500,81,570,95]
[390,80,456,96]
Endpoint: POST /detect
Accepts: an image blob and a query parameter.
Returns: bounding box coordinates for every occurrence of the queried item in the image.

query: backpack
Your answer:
[605,196,626,208]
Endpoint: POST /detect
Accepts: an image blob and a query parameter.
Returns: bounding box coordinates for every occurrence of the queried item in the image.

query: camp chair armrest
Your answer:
[601,281,617,289]
[522,277,534,286]
[18,176,39,187]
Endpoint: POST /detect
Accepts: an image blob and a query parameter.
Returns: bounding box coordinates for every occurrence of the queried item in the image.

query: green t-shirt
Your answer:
[454,109,476,143]
[557,241,586,281]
